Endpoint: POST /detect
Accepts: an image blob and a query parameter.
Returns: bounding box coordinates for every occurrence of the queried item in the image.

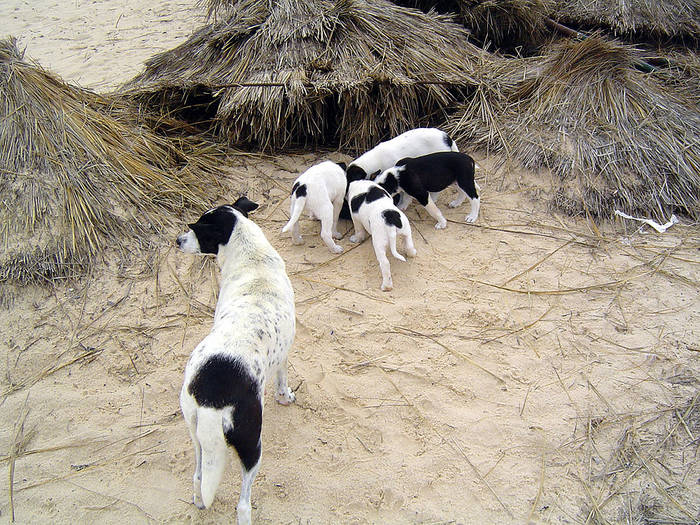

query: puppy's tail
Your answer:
[388,227,406,262]
[281,195,306,233]
[196,407,228,509]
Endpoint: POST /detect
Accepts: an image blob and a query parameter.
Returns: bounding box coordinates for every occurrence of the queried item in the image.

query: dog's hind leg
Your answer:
[275,358,295,405]
[371,234,394,291]
[223,400,262,525]
[455,162,480,223]
[400,217,417,258]
[237,461,261,525]
[318,203,343,253]
[282,197,305,245]
[331,196,344,240]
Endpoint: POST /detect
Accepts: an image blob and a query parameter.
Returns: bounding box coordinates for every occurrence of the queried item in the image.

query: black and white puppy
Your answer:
[374,151,481,230]
[345,127,459,182]
[347,180,417,291]
[281,160,347,253]
[176,197,296,525]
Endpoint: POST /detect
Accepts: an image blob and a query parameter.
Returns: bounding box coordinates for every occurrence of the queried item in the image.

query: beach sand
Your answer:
[1,2,698,523]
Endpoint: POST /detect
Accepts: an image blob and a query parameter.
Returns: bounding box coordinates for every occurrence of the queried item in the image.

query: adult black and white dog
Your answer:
[374,151,481,230]
[281,160,347,253]
[345,127,459,182]
[346,180,417,291]
[176,197,296,525]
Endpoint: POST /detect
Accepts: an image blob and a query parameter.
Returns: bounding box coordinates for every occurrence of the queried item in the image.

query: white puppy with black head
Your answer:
[281,160,347,253]
[374,151,481,229]
[346,180,417,291]
[176,196,296,525]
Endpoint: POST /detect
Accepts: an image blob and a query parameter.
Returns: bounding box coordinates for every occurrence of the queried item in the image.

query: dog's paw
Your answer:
[292,237,304,245]
[332,231,342,240]
[276,388,296,405]
[435,221,447,230]
[407,248,417,257]
[349,234,360,243]
[330,244,343,254]
[448,199,462,208]
[465,214,478,223]
[194,496,206,510]
[381,282,393,292]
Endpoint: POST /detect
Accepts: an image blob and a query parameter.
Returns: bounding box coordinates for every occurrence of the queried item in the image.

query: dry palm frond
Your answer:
[126,0,489,152]
[457,0,551,52]
[385,0,552,52]
[0,38,222,285]
[546,0,700,43]
[446,36,700,221]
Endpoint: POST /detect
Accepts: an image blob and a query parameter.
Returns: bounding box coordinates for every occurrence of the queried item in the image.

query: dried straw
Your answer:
[0,38,223,285]
[446,36,700,221]
[126,0,488,152]
[546,0,700,43]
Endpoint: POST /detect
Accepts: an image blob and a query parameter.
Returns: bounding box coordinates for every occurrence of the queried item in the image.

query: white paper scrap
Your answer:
[614,210,679,233]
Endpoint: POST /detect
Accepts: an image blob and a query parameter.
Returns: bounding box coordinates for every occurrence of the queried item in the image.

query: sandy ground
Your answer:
[1,2,699,524]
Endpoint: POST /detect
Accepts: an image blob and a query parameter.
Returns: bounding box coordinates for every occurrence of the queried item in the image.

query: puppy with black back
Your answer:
[374,151,481,230]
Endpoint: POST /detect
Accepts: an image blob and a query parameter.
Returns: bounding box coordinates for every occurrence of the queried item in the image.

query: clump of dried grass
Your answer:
[457,0,552,52]
[546,0,700,43]
[446,35,700,221]
[0,38,222,285]
[126,0,488,152]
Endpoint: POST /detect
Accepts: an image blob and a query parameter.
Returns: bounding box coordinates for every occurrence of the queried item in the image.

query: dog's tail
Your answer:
[196,407,228,509]
[281,194,306,233]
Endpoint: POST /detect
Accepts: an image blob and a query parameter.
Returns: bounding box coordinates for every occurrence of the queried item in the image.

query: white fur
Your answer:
[347,127,458,179]
[346,180,417,291]
[281,161,346,253]
[177,207,295,525]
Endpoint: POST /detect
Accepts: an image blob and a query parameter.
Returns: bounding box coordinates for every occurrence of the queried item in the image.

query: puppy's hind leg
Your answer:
[371,233,394,291]
[331,196,344,240]
[456,164,480,223]
[400,215,417,258]
[237,461,261,525]
[318,203,343,253]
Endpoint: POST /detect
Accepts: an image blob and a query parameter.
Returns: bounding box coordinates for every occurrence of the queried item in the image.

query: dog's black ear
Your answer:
[232,196,259,217]
[336,162,347,171]
[369,170,381,180]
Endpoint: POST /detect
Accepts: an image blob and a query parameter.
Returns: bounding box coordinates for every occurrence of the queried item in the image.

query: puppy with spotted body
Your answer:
[347,180,417,291]
[374,151,481,229]
[281,160,347,253]
[345,127,459,182]
[176,197,296,525]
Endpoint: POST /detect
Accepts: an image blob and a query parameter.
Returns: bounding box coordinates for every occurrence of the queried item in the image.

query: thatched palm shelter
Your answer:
[392,0,553,53]
[126,0,489,151]
[446,36,700,220]
[0,38,221,284]
[546,0,700,43]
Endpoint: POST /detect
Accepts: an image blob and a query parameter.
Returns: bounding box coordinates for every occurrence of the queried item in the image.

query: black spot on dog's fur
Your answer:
[232,196,259,217]
[346,165,367,183]
[379,173,399,194]
[350,192,367,213]
[189,354,263,471]
[294,183,307,198]
[382,209,403,228]
[443,132,455,149]
[291,182,300,194]
[224,401,262,472]
[188,354,259,409]
[366,185,390,203]
[336,162,347,171]
[339,200,352,220]
[188,206,238,255]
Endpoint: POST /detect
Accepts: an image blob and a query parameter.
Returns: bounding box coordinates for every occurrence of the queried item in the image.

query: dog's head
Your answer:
[176,197,259,255]
[374,168,400,195]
